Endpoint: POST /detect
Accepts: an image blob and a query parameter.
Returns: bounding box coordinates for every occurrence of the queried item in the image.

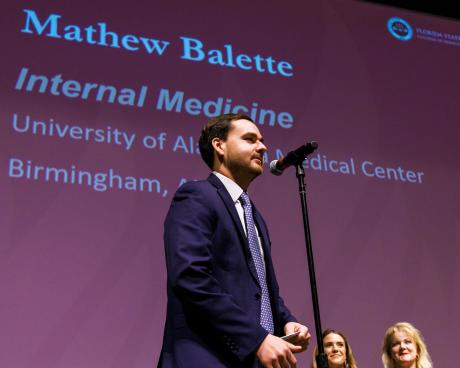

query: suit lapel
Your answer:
[253,210,270,256]
[208,174,246,240]
[253,208,276,279]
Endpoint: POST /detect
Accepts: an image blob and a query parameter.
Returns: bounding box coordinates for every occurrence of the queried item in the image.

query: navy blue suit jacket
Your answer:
[158,174,296,367]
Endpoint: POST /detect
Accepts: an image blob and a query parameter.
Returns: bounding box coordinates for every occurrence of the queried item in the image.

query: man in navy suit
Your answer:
[158,114,310,367]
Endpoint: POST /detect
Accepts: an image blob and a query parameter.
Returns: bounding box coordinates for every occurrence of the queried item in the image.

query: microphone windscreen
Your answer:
[269,160,283,176]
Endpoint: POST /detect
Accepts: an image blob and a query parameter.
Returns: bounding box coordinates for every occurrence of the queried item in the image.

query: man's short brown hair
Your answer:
[198,113,254,170]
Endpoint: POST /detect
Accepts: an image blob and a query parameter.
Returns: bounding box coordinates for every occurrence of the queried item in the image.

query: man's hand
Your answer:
[256,334,300,368]
[284,322,311,352]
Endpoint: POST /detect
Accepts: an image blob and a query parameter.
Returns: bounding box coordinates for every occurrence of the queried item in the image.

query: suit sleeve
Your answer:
[276,295,297,331]
[164,182,268,361]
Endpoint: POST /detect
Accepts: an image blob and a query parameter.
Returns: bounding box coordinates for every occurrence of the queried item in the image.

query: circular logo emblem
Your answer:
[387,17,413,41]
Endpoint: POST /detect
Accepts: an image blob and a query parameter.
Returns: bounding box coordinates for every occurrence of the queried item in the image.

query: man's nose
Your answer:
[257,141,267,153]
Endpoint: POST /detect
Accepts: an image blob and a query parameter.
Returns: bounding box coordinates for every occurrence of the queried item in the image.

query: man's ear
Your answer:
[211,137,225,157]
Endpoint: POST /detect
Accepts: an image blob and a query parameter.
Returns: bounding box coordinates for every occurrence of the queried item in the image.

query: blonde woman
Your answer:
[382,322,432,368]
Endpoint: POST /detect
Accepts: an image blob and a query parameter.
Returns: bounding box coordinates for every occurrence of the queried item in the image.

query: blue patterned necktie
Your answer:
[239,192,274,334]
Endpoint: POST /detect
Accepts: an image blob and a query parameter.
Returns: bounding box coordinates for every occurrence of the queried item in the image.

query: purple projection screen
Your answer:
[1,1,459,367]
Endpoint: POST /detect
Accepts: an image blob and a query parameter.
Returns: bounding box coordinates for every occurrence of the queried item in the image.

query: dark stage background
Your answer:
[1,1,459,367]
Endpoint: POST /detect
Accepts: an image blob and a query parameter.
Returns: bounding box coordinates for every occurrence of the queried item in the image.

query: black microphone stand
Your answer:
[294,155,328,368]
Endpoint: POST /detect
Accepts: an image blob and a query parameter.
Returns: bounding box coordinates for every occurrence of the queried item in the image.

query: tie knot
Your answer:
[240,192,250,206]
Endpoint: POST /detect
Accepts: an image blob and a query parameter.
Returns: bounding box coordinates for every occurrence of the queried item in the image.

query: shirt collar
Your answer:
[213,172,244,203]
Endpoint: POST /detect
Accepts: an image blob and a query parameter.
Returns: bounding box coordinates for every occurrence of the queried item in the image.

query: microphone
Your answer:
[269,141,318,175]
